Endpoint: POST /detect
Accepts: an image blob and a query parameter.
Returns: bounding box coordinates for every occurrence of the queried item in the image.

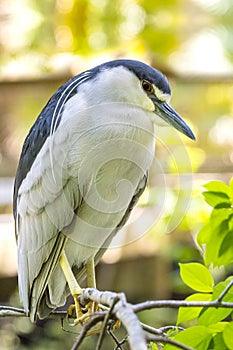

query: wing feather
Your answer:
[15,108,81,318]
[17,173,80,318]
[13,70,93,217]
[30,234,67,321]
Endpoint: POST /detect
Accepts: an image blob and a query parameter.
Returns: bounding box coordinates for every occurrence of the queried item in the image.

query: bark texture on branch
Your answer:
[79,288,147,350]
[2,282,233,350]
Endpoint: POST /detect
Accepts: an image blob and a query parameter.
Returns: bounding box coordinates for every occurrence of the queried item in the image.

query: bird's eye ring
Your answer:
[142,80,153,93]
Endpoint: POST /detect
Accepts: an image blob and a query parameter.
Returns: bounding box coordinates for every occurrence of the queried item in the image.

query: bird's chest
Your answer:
[51,108,155,258]
[60,106,156,224]
[62,105,156,184]
[71,131,153,205]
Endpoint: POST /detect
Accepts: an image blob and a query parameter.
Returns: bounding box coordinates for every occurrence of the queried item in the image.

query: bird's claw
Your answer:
[67,294,120,334]
[68,293,99,325]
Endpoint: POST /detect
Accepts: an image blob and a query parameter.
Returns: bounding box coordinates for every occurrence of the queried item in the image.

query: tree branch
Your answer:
[2,285,233,350]
[78,289,147,350]
[2,296,233,321]
[71,314,105,350]
[0,306,27,317]
[217,279,233,302]
[133,299,233,313]
[95,294,120,350]
[146,335,194,350]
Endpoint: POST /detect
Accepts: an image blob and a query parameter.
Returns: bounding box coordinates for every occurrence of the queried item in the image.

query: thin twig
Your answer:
[217,279,233,302]
[114,335,128,350]
[71,315,104,350]
[108,328,123,350]
[141,323,164,336]
[159,325,184,333]
[60,318,83,335]
[133,299,233,313]
[147,335,194,350]
[0,306,67,319]
[0,306,26,317]
[95,295,120,350]
[107,328,128,350]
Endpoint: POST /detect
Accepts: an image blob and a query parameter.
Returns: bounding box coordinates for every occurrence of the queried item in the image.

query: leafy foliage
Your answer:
[163,178,233,349]
[197,179,233,267]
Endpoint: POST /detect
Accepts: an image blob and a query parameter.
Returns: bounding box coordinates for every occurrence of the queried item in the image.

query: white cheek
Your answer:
[141,95,155,112]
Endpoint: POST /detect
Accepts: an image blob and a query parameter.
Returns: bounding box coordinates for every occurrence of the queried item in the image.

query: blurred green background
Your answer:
[0,0,233,349]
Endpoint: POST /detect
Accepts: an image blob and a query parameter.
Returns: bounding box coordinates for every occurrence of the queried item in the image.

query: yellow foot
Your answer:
[68,292,87,324]
[68,301,103,334]
[86,300,98,313]
[67,303,83,321]
[60,252,108,334]
[74,301,100,325]
[67,297,121,336]
[67,292,99,326]
[113,319,121,331]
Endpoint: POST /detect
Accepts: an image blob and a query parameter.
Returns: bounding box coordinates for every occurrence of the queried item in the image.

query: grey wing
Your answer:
[14,71,94,321]
[13,69,92,216]
[16,157,80,321]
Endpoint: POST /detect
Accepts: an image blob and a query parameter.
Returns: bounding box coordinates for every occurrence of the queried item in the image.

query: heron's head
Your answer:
[76,59,195,140]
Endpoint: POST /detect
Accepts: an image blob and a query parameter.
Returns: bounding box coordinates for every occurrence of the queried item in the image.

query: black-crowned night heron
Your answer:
[13,59,195,323]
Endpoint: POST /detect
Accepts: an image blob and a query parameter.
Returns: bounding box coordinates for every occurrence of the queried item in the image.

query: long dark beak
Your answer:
[152,98,195,140]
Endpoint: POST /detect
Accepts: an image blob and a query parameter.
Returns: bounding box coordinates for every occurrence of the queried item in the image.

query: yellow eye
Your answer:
[142,80,153,93]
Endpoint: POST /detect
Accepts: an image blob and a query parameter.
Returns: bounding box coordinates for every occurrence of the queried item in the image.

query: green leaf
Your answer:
[197,222,212,247]
[204,181,231,196]
[223,322,233,349]
[203,219,230,267]
[149,342,159,350]
[177,293,212,325]
[208,322,228,333]
[215,202,232,209]
[229,178,233,197]
[211,208,233,224]
[217,231,233,265]
[164,326,212,350]
[197,209,233,259]
[212,332,228,350]
[228,215,233,231]
[179,263,214,292]
[203,191,230,208]
[198,278,233,326]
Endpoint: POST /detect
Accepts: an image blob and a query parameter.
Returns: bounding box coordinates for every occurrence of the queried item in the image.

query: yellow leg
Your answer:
[59,253,119,334]
[85,258,98,313]
[86,258,96,288]
[85,259,120,332]
[59,250,83,320]
[59,252,101,331]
